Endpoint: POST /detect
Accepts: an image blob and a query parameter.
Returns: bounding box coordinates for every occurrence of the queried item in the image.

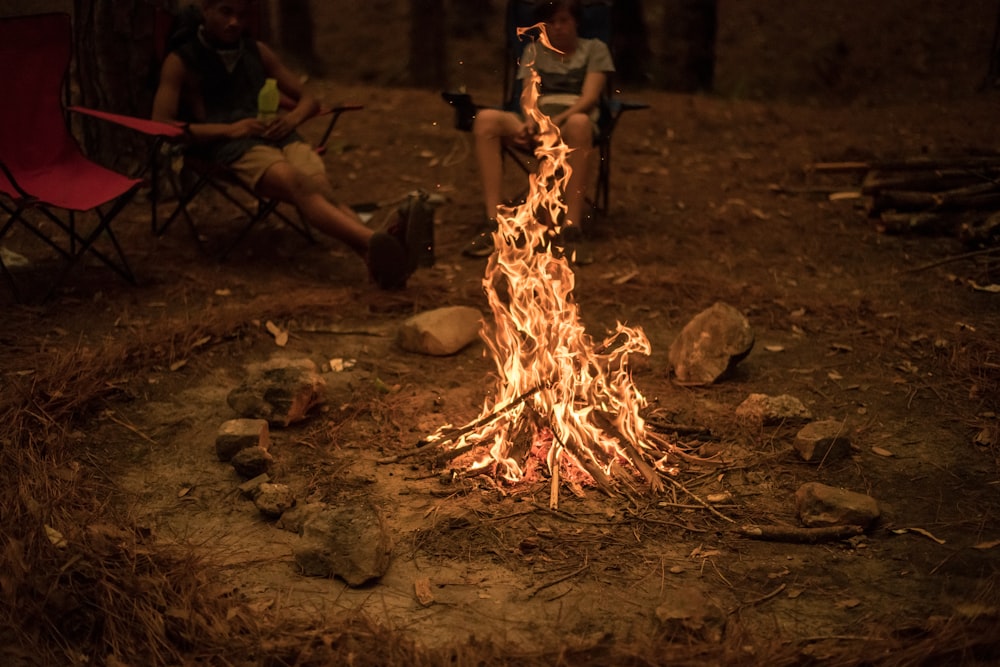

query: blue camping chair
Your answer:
[442,0,648,217]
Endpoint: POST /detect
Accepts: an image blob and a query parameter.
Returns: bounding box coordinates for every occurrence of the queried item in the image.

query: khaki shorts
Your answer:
[230,142,326,189]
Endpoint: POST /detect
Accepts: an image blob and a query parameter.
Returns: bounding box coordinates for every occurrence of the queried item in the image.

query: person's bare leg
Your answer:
[473,109,523,219]
[255,161,372,255]
[560,113,594,229]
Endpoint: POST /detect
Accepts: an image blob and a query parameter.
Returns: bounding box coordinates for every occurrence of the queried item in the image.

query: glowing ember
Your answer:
[426,26,674,506]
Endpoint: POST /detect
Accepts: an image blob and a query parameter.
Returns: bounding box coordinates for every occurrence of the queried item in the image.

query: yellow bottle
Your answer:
[257,78,279,123]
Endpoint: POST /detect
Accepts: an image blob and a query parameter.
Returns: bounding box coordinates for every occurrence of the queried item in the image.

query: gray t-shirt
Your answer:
[518,37,615,117]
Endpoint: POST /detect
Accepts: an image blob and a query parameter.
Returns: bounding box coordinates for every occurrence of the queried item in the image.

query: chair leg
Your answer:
[45,188,139,299]
[159,169,210,253]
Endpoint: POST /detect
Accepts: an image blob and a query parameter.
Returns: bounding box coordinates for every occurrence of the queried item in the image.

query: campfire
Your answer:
[423,27,675,508]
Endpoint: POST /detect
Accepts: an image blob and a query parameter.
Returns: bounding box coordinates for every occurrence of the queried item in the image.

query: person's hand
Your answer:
[510,121,537,149]
[227,118,267,139]
[261,114,297,141]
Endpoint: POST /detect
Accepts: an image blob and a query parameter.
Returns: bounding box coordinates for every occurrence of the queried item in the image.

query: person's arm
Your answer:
[152,52,265,142]
[257,41,320,140]
[548,71,605,127]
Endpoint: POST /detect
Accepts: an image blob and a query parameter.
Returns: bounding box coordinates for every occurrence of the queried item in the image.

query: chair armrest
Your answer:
[605,98,650,115]
[68,106,186,139]
[311,103,364,154]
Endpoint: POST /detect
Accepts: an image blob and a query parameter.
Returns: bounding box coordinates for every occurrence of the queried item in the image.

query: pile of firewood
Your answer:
[806,156,1000,247]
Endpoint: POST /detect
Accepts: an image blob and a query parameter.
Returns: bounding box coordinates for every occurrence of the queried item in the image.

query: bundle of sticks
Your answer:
[807,155,1000,245]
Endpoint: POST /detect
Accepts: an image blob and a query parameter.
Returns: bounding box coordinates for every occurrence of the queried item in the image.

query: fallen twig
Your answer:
[738,524,863,543]
[729,583,787,615]
[529,558,590,598]
[901,246,1000,273]
[665,477,736,523]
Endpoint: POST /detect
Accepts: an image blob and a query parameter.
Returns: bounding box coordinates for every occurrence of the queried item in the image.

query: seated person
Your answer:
[153,0,417,289]
[464,0,613,263]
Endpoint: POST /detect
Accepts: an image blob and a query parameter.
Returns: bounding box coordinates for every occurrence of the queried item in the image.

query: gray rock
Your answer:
[254,482,295,518]
[276,501,326,534]
[237,472,271,497]
[215,418,270,461]
[794,420,852,463]
[227,357,326,426]
[293,502,392,587]
[669,302,754,385]
[736,393,813,425]
[230,446,273,479]
[796,482,880,528]
[397,306,483,356]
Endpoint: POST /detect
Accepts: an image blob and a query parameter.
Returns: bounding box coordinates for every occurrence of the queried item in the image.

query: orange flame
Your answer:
[426,25,672,501]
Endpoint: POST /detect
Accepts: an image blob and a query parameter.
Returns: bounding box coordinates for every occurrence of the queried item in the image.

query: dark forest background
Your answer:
[2,0,998,170]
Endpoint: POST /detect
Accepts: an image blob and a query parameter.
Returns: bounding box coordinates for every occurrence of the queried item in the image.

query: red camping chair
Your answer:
[0,12,184,300]
[150,5,363,259]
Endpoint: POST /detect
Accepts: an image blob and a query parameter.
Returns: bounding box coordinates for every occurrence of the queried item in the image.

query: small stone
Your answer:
[397,306,483,356]
[668,302,755,385]
[215,418,270,462]
[793,420,852,462]
[254,482,295,518]
[795,482,880,529]
[230,446,273,479]
[227,357,327,426]
[237,472,271,498]
[736,393,813,426]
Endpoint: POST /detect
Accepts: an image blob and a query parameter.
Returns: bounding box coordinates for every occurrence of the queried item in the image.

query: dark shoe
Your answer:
[391,190,436,272]
[556,225,594,266]
[367,231,409,290]
[463,217,497,258]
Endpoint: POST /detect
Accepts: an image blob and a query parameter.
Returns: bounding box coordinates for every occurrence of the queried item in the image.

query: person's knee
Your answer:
[258,161,317,201]
[473,109,507,138]
[562,114,593,146]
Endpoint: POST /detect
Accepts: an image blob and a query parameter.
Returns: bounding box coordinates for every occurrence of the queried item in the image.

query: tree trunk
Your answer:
[656,0,716,92]
[448,0,493,38]
[611,0,652,85]
[409,0,448,88]
[74,0,159,172]
[276,0,324,76]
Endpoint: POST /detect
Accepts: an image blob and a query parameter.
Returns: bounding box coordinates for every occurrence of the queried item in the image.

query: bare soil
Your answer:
[3,2,1000,664]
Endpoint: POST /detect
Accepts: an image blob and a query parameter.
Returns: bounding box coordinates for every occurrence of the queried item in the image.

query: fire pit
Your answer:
[422,27,676,508]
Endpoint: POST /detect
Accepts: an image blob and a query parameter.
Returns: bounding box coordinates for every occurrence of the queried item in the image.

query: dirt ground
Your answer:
[3,2,1000,664]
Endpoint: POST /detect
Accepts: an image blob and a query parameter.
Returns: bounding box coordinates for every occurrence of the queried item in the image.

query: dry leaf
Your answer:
[891,527,946,544]
[836,598,861,609]
[973,539,1000,550]
[871,446,894,457]
[829,191,861,201]
[828,370,844,381]
[169,359,187,372]
[265,320,289,347]
[764,344,785,352]
[177,486,192,498]
[45,525,67,548]
[969,281,1000,293]
[414,577,434,607]
[215,288,231,296]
